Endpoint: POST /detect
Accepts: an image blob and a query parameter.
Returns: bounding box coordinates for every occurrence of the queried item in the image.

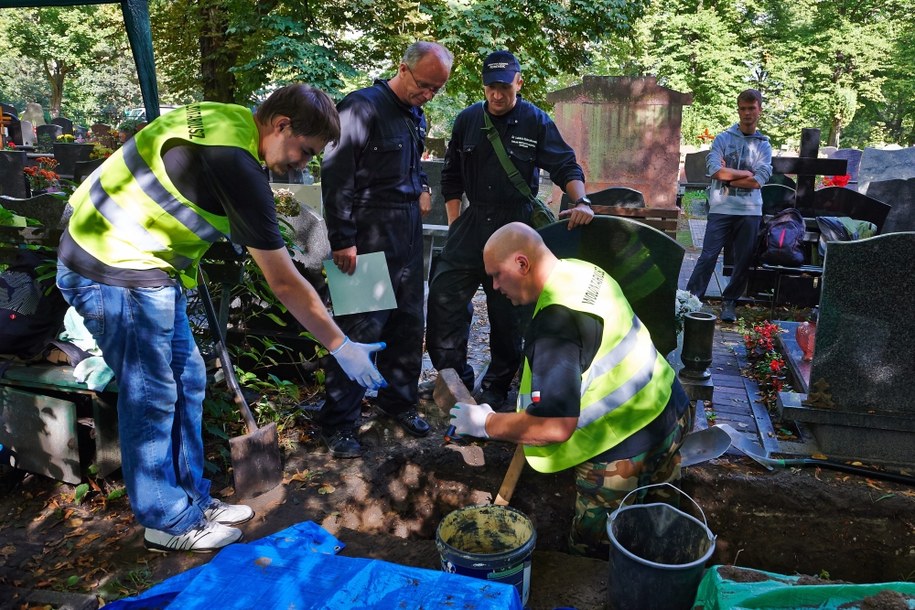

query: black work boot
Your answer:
[321,427,363,458]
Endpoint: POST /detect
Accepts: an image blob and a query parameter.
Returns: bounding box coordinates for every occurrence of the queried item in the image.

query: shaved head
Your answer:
[483,222,557,305]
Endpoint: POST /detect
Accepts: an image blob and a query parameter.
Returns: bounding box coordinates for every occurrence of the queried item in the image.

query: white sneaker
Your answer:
[144,521,242,553]
[204,499,254,525]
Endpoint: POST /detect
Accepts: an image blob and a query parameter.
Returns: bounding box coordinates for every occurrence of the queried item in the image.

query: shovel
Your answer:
[679,425,732,467]
[197,268,283,498]
[434,368,526,505]
[716,424,915,486]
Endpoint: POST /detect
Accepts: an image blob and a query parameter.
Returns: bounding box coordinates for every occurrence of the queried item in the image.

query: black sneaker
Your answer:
[321,428,363,458]
[376,406,431,437]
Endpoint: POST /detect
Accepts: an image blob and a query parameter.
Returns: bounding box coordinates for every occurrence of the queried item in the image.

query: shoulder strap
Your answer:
[482,109,533,199]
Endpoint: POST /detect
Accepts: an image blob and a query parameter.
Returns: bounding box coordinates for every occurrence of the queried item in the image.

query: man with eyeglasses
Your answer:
[320,41,453,458]
[424,50,592,410]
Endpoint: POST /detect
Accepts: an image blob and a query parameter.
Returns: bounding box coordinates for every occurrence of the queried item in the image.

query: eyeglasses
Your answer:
[405,65,445,96]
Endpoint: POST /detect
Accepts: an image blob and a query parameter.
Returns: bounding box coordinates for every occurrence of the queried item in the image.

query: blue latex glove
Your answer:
[449,402,494,439]
[330,337,387,390]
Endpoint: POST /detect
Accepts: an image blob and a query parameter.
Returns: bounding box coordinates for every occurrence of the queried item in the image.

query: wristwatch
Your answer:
[574,196,592,207]
[421,184,432,194]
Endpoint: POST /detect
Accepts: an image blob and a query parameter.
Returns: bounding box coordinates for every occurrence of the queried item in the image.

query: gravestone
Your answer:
[20,102,45,126]
[858,147,915,196]
[0,193,70,228]
[424,137,446,159]
[20,120,35,146]
[278,203,331,289]
[761,183,796,215]
[560,186,645,210]
[539,215,684,357]
[36,123,63,144]
[778,232,915,467]
[546,76,692,208]
[865,177,915,233]
[682,150,710,187]
[0,151,28,198]
[419,159,450,281]
[811,187,890,229]
[771,129,847,210]
[52,142,94,179]
[4,114,23,146]
[828,148,863,184]
[0,102,17,119]
[51,117,73,134]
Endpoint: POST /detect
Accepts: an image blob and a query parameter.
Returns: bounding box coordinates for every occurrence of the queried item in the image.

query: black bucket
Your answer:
[607,483,715,610]
[436,504,536,606]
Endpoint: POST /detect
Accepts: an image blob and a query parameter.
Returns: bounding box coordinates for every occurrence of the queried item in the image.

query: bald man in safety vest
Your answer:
[450,222,691,557]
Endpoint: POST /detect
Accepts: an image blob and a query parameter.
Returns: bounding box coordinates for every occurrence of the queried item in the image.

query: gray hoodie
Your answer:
[706,124,772,215]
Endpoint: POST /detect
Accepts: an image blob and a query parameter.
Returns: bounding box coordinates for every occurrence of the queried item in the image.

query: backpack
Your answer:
[758,207,805,267]
[0,249,68,360]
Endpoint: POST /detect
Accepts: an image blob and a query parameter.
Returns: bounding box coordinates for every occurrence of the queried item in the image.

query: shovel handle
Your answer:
[197,267,259,434]
[494,444,526,506]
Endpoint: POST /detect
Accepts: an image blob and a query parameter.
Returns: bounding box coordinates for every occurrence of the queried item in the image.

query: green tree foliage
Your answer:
[4,5,122,118]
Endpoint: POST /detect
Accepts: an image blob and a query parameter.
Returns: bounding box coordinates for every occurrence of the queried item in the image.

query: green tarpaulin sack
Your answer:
[692,564,915,610]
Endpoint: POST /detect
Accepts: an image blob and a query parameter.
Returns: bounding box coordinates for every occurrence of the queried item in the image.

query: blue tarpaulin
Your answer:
[105,521,523,610]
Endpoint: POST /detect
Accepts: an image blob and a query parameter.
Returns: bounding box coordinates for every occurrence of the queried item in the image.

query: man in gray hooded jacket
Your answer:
[686,89,772,322]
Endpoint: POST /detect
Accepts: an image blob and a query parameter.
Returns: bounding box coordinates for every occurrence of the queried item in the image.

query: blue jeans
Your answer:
[56,264,212,534]
[686,213,761,302]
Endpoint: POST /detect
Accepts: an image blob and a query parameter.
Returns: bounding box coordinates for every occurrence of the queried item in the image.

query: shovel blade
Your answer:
[229,421,283,498]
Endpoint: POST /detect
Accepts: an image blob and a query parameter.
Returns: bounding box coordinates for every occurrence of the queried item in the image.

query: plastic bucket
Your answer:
[436,504,536,606]
[607,482,716,610]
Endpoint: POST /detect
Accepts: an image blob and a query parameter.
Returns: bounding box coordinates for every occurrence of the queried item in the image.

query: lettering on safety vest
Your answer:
[581,266,604,306]
[186,104,206,140]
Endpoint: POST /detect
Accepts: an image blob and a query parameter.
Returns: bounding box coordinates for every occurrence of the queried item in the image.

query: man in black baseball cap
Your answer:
[424,49,593,411]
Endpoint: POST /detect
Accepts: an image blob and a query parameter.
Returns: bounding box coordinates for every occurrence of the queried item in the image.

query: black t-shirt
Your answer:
[523,304,687,462]
[162,142,284,251]
[60,142,284,286]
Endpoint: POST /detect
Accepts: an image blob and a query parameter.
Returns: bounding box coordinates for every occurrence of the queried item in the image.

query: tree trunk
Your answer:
[199,2,238,103]
[827,116,841,148]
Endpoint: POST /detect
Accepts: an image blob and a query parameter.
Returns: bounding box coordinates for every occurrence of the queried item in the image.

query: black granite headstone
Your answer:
[51,117,73,134]
[812,187,890,230]
[560,186,645,210]
[0,151,28,198]
[761,184,796,215]
[36,124,63,146]
[829,148,862,183]
[0,193,70,228]
[779,232,915,466]
[539,216,684,356]
[865,177,915,233]
[683,150,710,185]
[52,142,95,179]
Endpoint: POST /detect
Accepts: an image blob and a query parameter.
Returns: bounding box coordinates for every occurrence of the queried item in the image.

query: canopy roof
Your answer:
[0,0,160,120]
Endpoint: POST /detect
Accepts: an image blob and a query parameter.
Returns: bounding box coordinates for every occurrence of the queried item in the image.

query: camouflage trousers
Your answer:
[568,408,693,559]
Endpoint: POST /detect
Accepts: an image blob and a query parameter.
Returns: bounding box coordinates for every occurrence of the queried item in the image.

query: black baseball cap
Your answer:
[482,51,521,86]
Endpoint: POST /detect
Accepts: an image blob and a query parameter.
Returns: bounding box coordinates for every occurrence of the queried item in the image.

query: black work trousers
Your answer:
[319,203,425,433]
[426,204,530,394]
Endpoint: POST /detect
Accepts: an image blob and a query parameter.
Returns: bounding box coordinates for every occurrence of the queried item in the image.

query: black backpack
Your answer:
[758,207,805,267]
[0,249,68,360]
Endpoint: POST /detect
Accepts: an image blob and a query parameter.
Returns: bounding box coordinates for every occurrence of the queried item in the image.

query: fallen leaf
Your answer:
[318,484,335,495]
[0,544,14,558]
[76,533,101,547]
[289,470,312,483]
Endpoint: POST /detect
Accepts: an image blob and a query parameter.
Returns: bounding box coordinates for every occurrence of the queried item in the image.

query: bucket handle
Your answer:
[616,482,709,530]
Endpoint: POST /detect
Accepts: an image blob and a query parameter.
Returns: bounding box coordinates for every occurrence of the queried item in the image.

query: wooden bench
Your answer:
[588,205,679,240]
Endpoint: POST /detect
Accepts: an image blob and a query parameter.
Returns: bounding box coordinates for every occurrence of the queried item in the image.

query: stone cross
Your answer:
[772,128,847,210]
